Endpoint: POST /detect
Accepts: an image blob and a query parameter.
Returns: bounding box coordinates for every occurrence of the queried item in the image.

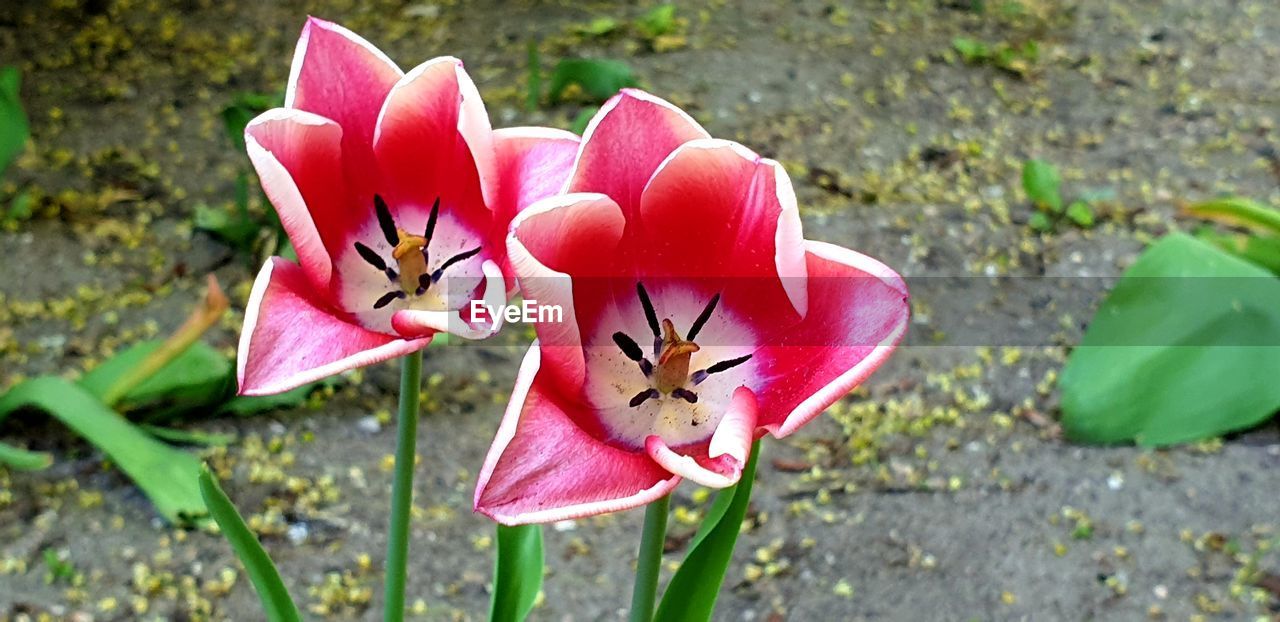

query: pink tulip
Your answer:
[474,90,911,525]
[237,18,578,395]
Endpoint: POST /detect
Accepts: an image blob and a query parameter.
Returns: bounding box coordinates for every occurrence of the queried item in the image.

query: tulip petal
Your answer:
[645,387,757,488]
[639,138,808,316]
[491,127,580,292]
[238,257,431,396]
[567,89,710,218]
[285,16,401,185]
[245,108,347,289]
[507,192,627,390]
[390,259,507,339]
[493,126,580,223]
[475,347,681,525]
[753,241,910,437]
[373,57,493,238]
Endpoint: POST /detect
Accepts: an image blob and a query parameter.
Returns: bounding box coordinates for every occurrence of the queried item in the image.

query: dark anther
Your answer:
[613,332,654,376]
[672,388,699,404]
[415,273,431,296]
[424,196,440,241]
[374,194,398,246]
[629,388,660,407]
[686,292,720,341]
[431,246,482,282]
[613,332,644,361]
[373,290,406,309]
[691,354,753,385]
[354,242,386,270]
[636,282,661,338]
[355,242,397,281]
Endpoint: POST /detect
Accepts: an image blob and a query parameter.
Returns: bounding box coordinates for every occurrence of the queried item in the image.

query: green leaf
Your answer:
[220,91,283,151]
[526,41,542,112]
[0,66,29,175]
[1022,159,1063,213]
[199,467,302,622]
[0,439,52,471]
[140,424,233,447]
[6,190,33,223]
[1028,212,1053,232]
[1198,231,1280,276]
[548,59,637,104]
[195,202,260,249]
[637,4,676,38]
[1066,200,1094,228]
[577,17,619,37]
[219,382,319,417]
[79,340,233,414]
[1060,233,1280,446]
[569,106,599,135]
[952,37,990,63]
[654,441,761,622]
[0,377,207,524]
[489,524,544,622]
[1186,196,1280,236]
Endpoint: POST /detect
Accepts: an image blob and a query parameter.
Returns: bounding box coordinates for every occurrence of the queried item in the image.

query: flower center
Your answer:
[353,194,481,310]
[612,282,752,408]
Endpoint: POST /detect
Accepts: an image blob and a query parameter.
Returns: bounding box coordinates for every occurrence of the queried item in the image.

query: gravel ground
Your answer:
[1,0,1279,620]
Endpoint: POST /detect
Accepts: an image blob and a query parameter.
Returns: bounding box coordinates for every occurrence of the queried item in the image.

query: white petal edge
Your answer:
[285,17,403,109]
[561,88,712,194]
[767,239,910,438]
[236,258,431,396]
[474,346,683,525]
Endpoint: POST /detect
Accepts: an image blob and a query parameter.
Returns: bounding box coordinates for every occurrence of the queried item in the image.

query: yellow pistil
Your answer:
[654,318,699,394]
[390,228,428,294]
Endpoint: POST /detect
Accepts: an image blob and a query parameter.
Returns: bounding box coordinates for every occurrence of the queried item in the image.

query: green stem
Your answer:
[629,494,671,622]
[383,350,423,622]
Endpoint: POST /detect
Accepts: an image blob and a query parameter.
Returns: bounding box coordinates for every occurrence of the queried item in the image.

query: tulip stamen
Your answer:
[629,388,660,407]
[621,285,740,408]
[635,282,662,355]
[357,195,485,310]
[613,332,654,376]
[690,354,753,386]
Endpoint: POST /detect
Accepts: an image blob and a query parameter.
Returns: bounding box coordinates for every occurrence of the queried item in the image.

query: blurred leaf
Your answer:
[526,41,542,112]
[1186,196,1280,236]
[220,380,327,416]
[141,424,233,447]
[1061,233,1280,446]
[1028,212,1053,232]
[1066,200,1094,228]
[0,66,28,175]
[488,524,544,622]
[199,467,302,622]
[548,59,636,104]
[637,4,676,38]
[0,377,207,524]
[1198,230,1280,276]
[79,340,233,414]
[952,37,989,63]
[569,106,599,135]
[221,91,283,151]
[0,439,52,471]
[577,17,619,37]
[195,202,260,249]
[5,189,33,223]
[1022,159,1063,213]
[654,441,760,621]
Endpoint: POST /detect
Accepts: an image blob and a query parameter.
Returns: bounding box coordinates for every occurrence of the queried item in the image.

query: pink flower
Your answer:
[237,18,578,395]
[474,90,910,525]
